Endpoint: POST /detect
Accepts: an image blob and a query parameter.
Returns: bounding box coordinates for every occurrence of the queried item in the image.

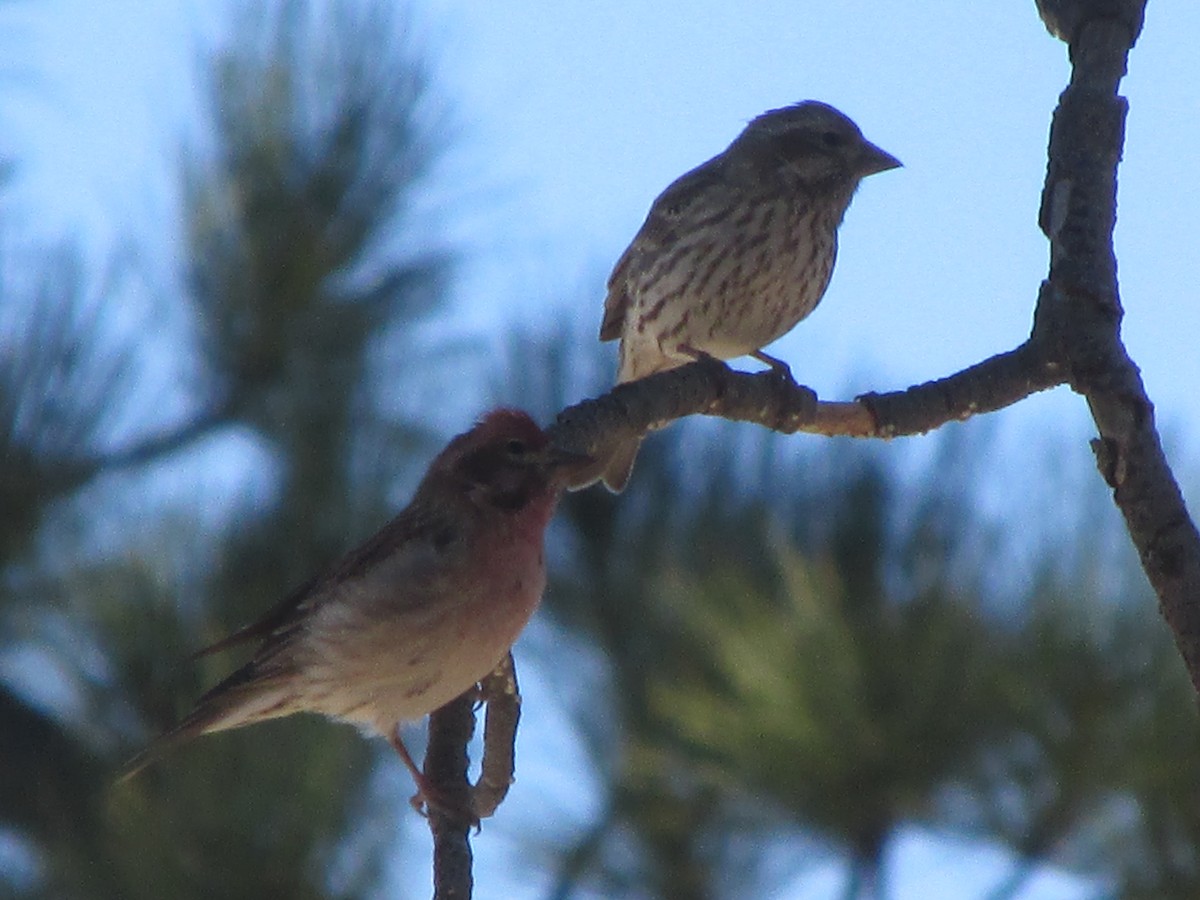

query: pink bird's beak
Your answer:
[544,442,600,490]
[543,443,595,472]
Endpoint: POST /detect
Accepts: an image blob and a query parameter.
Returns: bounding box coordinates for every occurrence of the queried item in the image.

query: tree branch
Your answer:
[548,337,1064,470]
[471,653,521,820]
[426,694,475,899]
[422,656,522,898]
[415,10,1200,900]
[545,0,1200,695]
[1035,4,1200,691]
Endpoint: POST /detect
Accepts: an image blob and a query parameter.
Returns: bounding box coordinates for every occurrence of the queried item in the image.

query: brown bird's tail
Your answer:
[599,436,642,493]
[590,345,673,493]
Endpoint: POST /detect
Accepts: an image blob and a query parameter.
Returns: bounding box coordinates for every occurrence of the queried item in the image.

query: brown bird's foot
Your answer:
[750,350,798,385]
[679,345,734,380]
[389,732,480,830]
[749,350,817,425]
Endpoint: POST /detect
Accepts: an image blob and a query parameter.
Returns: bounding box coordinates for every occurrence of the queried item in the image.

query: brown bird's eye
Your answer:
[505,439,527,456]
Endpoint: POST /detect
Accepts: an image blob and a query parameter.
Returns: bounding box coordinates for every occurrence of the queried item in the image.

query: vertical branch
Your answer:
[424,655,523,896]
[426,694,475,899]
[1036,1,1200,690]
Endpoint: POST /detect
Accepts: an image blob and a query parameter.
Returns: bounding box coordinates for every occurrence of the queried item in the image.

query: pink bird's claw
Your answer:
[409,782,481,831]
[391,732,480,830]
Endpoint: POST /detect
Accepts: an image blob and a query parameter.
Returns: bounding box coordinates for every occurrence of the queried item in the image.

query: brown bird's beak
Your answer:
[858,141,902,176]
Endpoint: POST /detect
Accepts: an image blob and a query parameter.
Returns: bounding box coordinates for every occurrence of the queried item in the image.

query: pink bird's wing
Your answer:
[193,501,456,659]
[119,503,462,782]
[190,571,322,659]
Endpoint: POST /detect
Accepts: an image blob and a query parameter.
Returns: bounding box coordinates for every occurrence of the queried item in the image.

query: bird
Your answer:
[596,100,900,491]
[118,409,591,817]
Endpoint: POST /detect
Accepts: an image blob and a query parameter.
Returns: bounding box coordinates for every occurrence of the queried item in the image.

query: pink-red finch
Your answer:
[597,100,900,491]
[120,409,589,811]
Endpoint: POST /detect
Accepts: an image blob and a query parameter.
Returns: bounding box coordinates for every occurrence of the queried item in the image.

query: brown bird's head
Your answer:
[427,409,592,512]
[733,99,901,190]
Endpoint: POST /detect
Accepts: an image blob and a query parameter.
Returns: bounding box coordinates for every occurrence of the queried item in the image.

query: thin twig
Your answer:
[472,653,521,820]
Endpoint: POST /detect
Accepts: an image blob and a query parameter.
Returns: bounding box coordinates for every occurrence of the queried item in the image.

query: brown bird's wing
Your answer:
[193,500,455,659]
[599,157,729,342]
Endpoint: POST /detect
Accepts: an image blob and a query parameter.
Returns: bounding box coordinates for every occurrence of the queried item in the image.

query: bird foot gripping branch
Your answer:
[393,654,523,830]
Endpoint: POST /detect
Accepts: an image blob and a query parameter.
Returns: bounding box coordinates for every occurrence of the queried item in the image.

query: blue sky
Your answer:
[5,1,1199,897]
[6,1,1198,444]
[429,0,1200,438]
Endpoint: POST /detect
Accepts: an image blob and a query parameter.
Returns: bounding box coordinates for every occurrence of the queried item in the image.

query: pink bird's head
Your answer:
[422,409,592,512]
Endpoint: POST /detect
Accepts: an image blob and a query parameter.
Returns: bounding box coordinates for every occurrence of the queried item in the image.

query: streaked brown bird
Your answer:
[597,100,900,491]
[119,409,590,814]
